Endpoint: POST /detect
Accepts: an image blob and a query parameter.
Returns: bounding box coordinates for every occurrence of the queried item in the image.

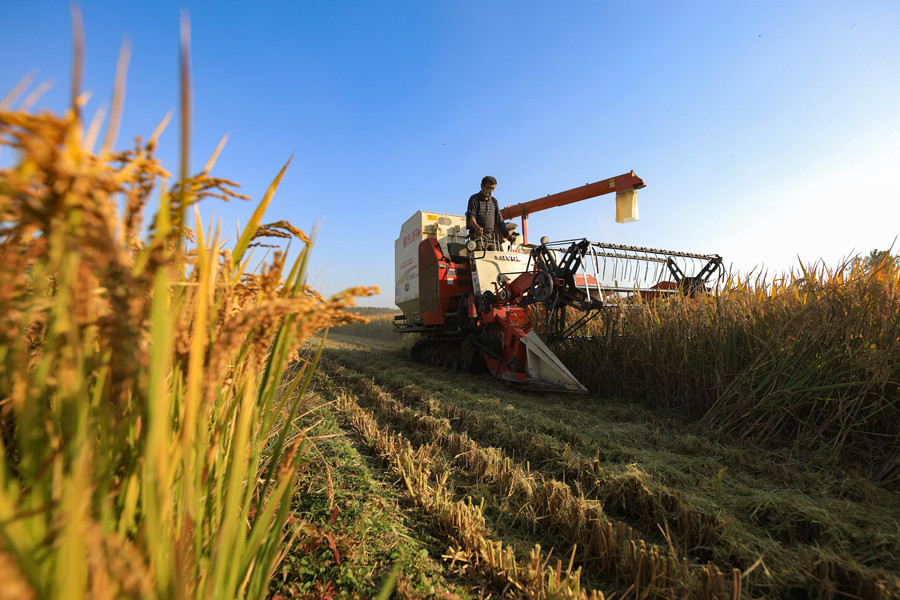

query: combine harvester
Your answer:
[393,172,722,392]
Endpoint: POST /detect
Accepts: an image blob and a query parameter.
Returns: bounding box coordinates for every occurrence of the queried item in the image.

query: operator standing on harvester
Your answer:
[466,176,515,250]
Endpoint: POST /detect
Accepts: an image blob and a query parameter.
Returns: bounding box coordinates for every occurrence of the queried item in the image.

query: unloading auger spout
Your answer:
[392,172,723,392]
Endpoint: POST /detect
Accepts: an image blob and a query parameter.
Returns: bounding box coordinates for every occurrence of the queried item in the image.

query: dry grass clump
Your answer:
[557,258,900,482]
[0,34,372,599]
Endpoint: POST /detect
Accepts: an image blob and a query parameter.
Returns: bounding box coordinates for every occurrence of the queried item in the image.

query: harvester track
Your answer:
[409,335,485,373]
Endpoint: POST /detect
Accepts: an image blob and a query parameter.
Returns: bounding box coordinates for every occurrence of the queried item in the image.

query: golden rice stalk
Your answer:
[0,15,375,599]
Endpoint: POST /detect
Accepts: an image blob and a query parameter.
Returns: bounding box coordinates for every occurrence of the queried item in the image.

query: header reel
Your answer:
[499,238,723,342]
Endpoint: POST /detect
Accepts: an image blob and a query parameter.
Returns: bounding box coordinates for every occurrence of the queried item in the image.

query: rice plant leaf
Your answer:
[232,155,294,271]
[260,329,328,501]
[54,414,91,600]
[69,3,84,118]
[20,80,52,113]
[149,110,173,146]
[100,38,131,156]
[375,563,402,600]
[202,134,228,176]
[0,71,34,110]
[143,266,177,593]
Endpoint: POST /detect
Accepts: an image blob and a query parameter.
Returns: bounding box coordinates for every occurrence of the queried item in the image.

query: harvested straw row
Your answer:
[317,364,740,599]
[321,356,900,600]
[330,387,605,599]
[320,358,732,564]
[397,382,900,599]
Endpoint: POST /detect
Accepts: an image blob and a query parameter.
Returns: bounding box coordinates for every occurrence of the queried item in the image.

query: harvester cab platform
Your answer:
[393,173,723,393]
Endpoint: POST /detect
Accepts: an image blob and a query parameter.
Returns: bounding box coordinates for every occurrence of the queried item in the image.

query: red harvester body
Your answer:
[393,173,722,392]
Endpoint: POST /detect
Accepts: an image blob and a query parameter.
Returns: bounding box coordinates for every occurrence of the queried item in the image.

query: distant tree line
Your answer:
[345,306,400,316]
[860,248,898,271]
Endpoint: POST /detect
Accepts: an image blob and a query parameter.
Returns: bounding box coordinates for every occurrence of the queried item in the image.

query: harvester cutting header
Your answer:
[393,172,723,392]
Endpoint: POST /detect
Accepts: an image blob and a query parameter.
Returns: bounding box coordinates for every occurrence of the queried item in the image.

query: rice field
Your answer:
[2,23,899,600]
[0,38,373,599]
[554,260,900,483]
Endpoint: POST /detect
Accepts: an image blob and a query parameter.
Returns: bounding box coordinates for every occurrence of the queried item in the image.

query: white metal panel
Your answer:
[394,211,468,320]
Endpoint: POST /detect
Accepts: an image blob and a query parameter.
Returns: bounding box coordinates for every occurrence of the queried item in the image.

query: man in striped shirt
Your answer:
[466,175,514,249]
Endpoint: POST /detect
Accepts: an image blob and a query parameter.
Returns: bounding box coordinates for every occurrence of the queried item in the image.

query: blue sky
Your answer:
[3,1,899,306]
